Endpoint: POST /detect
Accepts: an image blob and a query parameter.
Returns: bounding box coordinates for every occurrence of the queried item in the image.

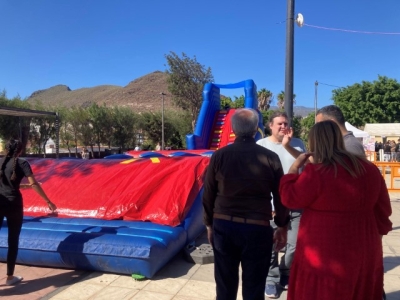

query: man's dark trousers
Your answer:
[212,219,274,300]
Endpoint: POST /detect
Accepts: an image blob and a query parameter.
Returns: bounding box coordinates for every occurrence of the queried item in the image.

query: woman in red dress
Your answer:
[280,120,392,300]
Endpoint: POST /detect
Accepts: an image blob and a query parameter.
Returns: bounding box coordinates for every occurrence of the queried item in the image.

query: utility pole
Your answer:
[284,0,295,125]
[160,92,166,150]
[314,81,318,123]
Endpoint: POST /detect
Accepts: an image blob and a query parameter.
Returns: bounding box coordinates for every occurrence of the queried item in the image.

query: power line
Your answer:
[318,82,344,88]
[275,19,400,35]
[304,24,400,35]
[275,19,288,25]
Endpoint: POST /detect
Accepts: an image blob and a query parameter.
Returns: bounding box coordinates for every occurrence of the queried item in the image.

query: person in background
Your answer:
[155,143,161,151]
[383,142,391,162]
[316,105,365,156]
[376,141,383,161]
[257,111,306,298]
[390,140,396,162]
[280,120,392,300]
[0,139,57,286]
[203,108,289,300]
[81,148,90,159]
[396,139,400,162]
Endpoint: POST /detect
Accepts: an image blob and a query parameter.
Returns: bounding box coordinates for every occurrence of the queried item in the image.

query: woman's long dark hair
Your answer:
[0,139,23,181]
[308,121,366,178]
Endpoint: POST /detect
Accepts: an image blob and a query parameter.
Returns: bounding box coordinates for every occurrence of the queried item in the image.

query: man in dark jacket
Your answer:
[203,108,289,300]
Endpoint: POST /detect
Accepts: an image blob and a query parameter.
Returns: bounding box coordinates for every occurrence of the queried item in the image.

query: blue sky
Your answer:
[1,0,399,110]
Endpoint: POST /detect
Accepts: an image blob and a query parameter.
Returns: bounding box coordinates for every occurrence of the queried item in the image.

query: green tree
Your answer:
[277,91,296,110]
[277,91,284,109]
[165,110,192,149]
[111,107,138,151]
[231,95,245,108]
[292,115,303,140]
[68,106,88,157]
[99,107,115,149]
[300,112,315,146]
[58,107,75,156]
[220,96,233,109]
[139,111,173,148]
[87,103,112,157]
[0,93,32,153]
[165,51,214,131]
[78,108,94,154]
[257,88,273,111]
[29,102,57,157]
[139,109,191,150]
[332,75,400,127]
[260,110,276,125]
[139,112,163,147]
[29,116,57,157]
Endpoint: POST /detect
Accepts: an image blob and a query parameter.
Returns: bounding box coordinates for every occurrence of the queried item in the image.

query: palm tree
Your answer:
[257,89,273,111]
[277,91,296,110]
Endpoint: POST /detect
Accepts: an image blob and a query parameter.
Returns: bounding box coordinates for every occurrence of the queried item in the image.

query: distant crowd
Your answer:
[375,139,400,162]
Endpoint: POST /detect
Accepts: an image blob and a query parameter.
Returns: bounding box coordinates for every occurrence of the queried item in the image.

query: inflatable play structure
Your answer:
[186,79,264,150]
[0,80,263,278]
[0,156,209,278]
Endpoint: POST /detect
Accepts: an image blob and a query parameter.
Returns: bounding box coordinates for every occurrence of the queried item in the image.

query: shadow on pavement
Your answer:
[0,269,94,298]
[384,256,400,273]
[386,290,400,300]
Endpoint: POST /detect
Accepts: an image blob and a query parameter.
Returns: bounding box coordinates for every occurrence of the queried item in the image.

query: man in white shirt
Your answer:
[257,111,306,299]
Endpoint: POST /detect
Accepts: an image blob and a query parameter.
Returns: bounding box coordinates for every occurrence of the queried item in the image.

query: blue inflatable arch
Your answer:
[186,79,264,150]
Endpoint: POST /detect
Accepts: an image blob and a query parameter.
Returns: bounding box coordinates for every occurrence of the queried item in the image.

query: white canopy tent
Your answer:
[345,122,369,138]
[364,123,400,137]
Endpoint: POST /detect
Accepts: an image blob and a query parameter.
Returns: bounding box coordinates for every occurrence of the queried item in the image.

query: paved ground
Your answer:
[0,197,399,300]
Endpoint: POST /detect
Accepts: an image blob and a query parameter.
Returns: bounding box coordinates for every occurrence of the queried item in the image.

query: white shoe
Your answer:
[6,276,23,286]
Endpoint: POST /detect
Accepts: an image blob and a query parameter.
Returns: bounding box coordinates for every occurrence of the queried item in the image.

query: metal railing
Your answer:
[372,160,400,192]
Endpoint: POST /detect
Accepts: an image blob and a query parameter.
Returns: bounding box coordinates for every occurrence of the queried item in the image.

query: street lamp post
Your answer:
[314,81,318,123]
[284,0,295,125]
[160,92,166,150]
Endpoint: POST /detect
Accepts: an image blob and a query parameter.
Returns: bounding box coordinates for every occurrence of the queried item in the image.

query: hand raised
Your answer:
[292,152,313,169]
[282,127,294,147]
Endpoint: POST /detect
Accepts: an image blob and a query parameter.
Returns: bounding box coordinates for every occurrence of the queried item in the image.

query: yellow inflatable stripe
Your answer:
[150,157,160,163]
[120,158,140,164]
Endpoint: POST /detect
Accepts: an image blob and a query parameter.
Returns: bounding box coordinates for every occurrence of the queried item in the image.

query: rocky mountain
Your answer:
[27,71,174,112]
[27,71,314,116]
[271,106,315,118]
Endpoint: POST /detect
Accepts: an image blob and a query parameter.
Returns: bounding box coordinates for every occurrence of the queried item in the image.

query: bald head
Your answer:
[231,109,259,138]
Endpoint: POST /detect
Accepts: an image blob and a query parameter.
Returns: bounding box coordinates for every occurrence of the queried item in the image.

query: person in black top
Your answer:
[203,108,289,300]
[383,142,391,161]
[0,139,57,286]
